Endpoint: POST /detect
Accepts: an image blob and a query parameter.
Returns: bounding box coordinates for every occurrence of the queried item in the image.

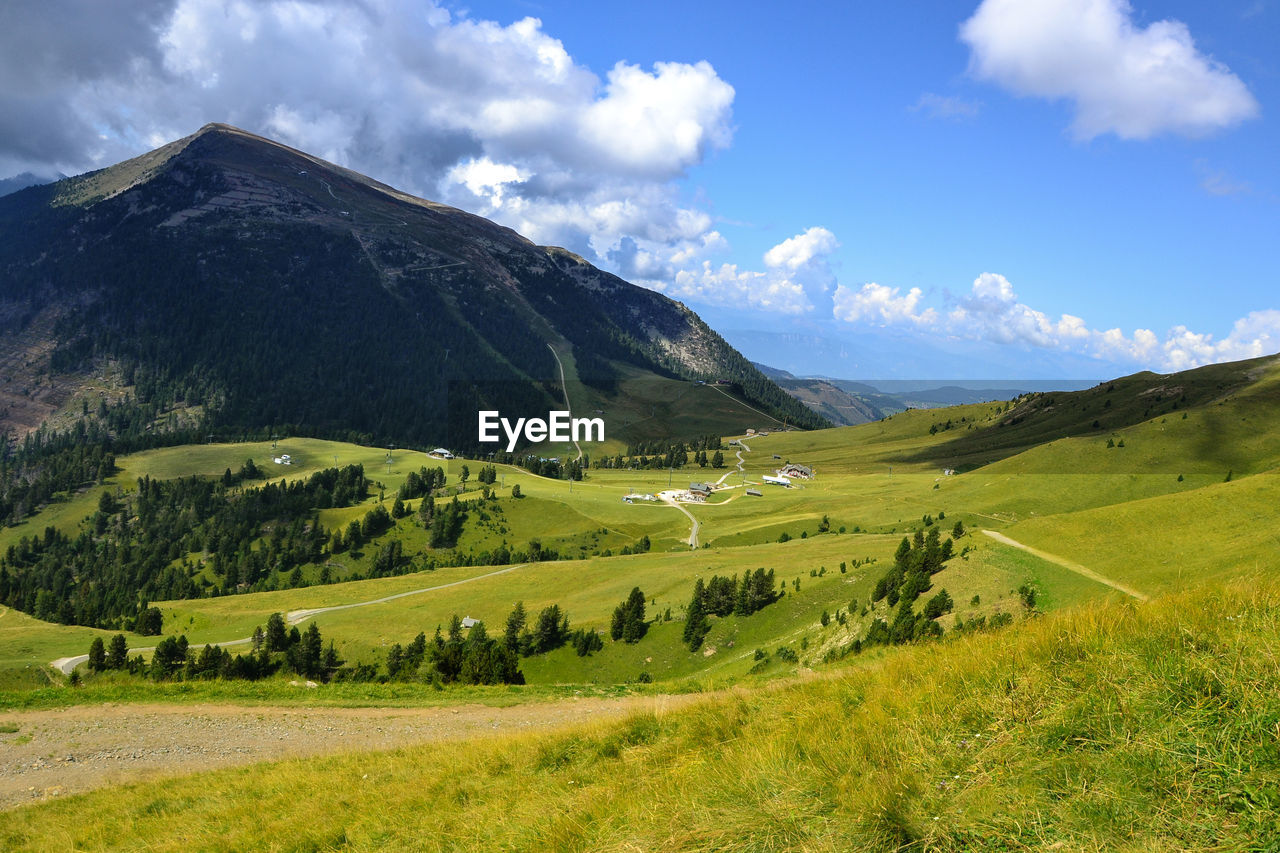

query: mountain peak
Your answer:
[0,125,828,443]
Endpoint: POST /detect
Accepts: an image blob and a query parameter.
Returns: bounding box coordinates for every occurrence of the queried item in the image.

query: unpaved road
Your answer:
[0,692,702,810]
[547,343,583,464]
[51,563,533,675]
[981,529,1150,601]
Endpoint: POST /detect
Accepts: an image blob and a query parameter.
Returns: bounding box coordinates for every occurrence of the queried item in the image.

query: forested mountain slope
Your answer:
[0,123,823,449]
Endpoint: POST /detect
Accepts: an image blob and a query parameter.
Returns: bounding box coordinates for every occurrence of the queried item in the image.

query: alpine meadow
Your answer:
[2,2,1279,850]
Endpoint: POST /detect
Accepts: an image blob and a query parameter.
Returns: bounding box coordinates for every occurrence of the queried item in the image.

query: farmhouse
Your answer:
[779,463,813,479]
[689,482,712,498]
[428,448,454,460]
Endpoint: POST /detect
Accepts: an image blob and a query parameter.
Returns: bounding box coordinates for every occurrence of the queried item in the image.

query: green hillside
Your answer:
[2,579,1275,850]
[3,351,1280,847]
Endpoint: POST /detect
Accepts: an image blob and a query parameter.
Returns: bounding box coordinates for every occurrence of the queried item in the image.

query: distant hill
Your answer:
[904,355,1280,469]
[0,124,825,449]
[0,171,63,198]
[760,364,1111,426]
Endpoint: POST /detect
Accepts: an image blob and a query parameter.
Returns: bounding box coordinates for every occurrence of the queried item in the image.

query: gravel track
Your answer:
[0,692,701,810]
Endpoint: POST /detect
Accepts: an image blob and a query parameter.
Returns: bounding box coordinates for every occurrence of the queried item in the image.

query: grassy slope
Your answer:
[7,359,1280,683]
[2,578,1276,850]
[899,354,1279,470]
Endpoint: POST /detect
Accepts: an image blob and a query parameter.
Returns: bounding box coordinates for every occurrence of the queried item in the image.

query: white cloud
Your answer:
[960,0,1259,139]
[832,269,1280,373]
[659,227,843,315]
[763,227,839,271]
[833,283,937,325]
[948,272,1090,347]
[0,0,735,279]
[672,261,809,315]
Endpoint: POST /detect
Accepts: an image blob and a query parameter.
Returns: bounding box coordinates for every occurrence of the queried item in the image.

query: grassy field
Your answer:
[2,577,1276,850]
[7,358,1280,690]
[3,355,1280,846]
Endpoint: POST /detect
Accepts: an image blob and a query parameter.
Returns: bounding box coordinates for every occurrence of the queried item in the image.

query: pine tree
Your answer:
[683,596,710,651]
[265,612,288,651]
[87,636,106,672]
[107,634,129,670]
[504,601,526,655]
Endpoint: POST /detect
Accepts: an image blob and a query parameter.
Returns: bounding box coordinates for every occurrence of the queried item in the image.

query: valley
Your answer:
[0,123,1276,850]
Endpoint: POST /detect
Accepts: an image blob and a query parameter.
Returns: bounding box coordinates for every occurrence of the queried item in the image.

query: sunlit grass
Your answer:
[3,578,1276,850]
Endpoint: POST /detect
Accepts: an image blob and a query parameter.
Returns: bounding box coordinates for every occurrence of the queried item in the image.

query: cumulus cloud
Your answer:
[0,0,734,276]
[960,0,1259,139]
[763,227,839,271]
[658,227,842,315]
[833,283,937,326]
[832,269,1280,372]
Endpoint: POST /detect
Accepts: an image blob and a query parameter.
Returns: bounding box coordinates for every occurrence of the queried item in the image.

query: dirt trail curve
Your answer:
[547,343,583,464]
[50,564,531,675]
[714,436,752,486]
[0,692,704,811]
[659,494,700,549]
[981,530,1149,601]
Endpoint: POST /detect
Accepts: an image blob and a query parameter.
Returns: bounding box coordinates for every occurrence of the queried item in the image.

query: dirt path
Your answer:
[714,436,752,486]
[707,384,787,427]
[547,343,583,464]
[657,491,699,548]
[981,530,1149,601]
[284,563,529,624]
[51,564,533,675]
[0,692,703,810]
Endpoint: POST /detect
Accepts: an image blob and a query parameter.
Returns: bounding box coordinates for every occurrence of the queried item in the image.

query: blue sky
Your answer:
[1,0,1276,378]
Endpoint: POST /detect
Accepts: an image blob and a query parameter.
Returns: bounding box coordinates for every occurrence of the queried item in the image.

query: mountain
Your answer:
[0,171,63,198]
[0,124,825,449]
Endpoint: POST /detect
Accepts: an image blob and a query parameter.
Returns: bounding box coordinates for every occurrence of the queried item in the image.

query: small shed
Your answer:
[460,616,480,629]
[745,488,762,497]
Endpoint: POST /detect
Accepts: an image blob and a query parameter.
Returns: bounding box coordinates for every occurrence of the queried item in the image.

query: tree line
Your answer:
[0,464,368,628]
[684,568,780,651]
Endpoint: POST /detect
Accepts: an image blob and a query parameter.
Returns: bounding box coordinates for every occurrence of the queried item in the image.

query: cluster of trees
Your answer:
[610,587,648,643]
[860,527,960,647]
[0,465,367,628]
[683,568,779,651]
[0,426,117,527]
[85,614,339,682]
[502,601,573,656]
[386,617,523,686]
[427,496,466,549]
[397,466,447,500]
[587,436,724,471]
[871,527,954,608]
[330,503,394,554]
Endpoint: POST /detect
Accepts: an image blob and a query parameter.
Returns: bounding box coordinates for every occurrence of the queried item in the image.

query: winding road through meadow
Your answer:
[50,564,532,675]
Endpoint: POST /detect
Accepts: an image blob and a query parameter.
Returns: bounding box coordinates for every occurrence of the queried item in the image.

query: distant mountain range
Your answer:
[0,124,824,449]
[755,363,1101,425]
[0,171,64,198]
